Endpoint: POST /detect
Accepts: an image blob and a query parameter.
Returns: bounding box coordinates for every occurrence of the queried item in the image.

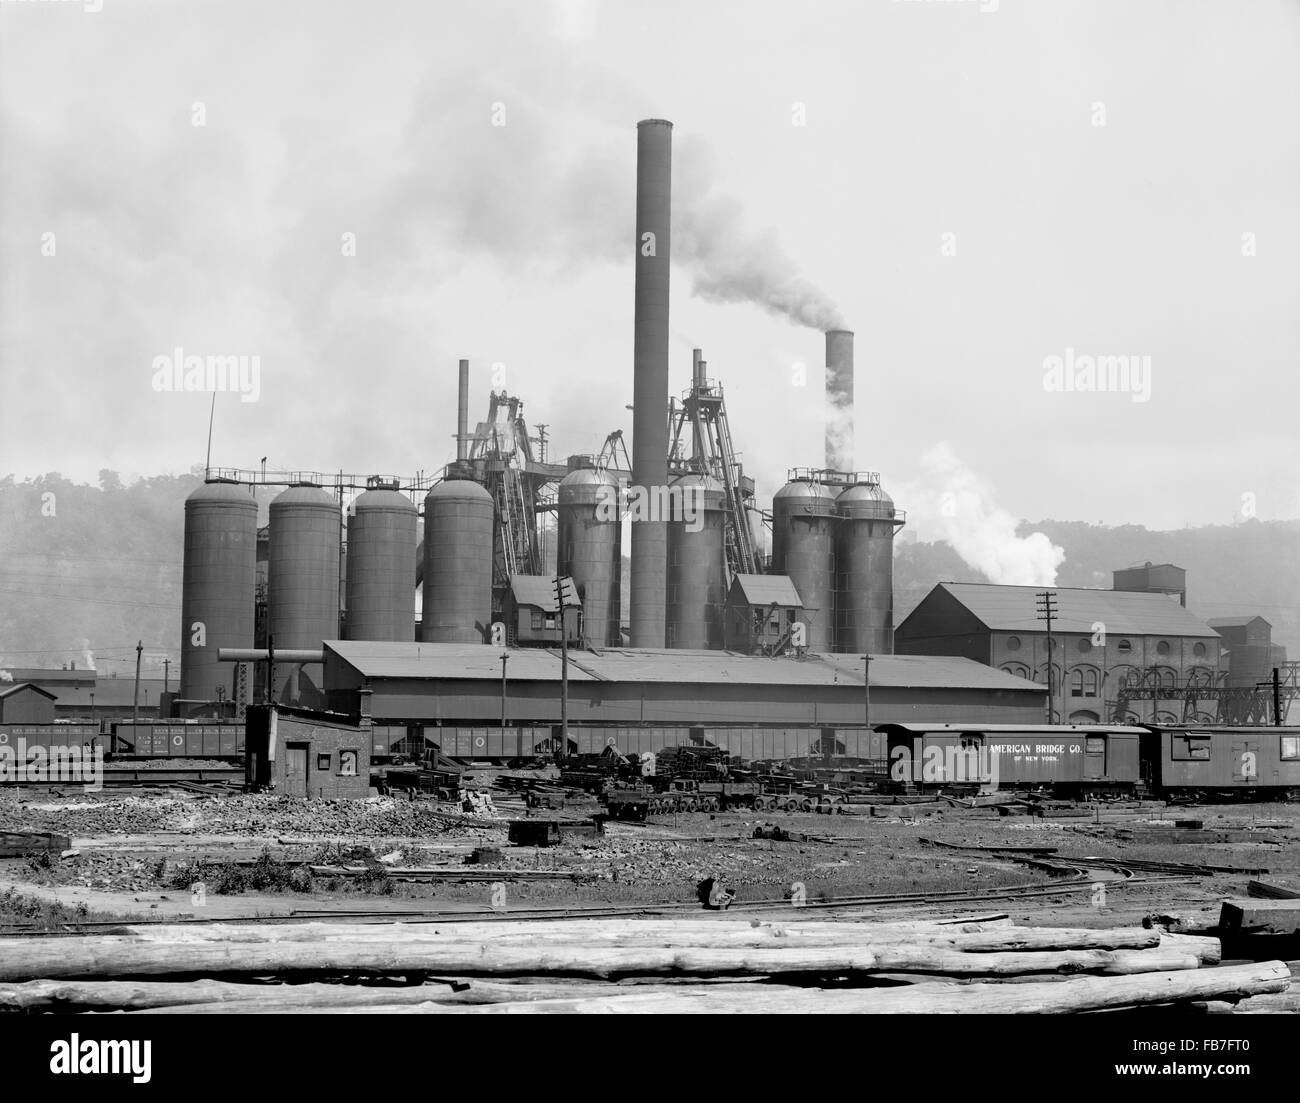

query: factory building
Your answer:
[1209,616,1286,688]
[319,639,1047,760]
[502,576,582,647]
[724,575,804,654]
[896,582,1226,723]
[1113,562,1187,606]
[166,116,932,740]
[0,684,57,724]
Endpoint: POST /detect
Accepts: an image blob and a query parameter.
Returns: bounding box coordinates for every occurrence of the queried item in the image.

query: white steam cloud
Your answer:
[824,397,854,470]
[0,670,13,683]
[912,443,1064,585]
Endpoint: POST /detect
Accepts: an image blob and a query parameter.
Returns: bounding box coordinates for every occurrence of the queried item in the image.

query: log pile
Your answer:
[0,915,1290,1015]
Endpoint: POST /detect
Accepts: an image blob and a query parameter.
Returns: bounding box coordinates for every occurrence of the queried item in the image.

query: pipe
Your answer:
[630,118,673,648]
[456,359,469,462]
[692,347,705,391]
[218,648,324,663]
[825,329,854,472]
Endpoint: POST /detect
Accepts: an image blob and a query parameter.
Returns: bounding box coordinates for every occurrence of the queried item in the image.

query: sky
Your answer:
[2,0,1298,541]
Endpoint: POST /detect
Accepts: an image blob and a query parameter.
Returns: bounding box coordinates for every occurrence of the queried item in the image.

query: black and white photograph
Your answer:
[1,0,1298,1063]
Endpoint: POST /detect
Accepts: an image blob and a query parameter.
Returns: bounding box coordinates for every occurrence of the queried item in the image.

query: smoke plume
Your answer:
[0,670,13,683]
[912,443,1064,585]
[79,639,97,671]
[825,399,854,471]
[675,138,844,331]
[385,70,842,332]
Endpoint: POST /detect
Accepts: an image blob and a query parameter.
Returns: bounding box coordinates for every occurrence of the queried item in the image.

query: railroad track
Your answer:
[0,872,1202,935]
[1,767,245,788]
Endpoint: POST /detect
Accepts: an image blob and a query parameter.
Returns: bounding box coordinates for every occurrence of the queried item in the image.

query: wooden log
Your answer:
[1219,898,1300,935]
[1157,932,1221,964]
[112,917,1017,945]
[139,961,1295,1015]
[109,920,1159,953]
[0,936,1203,982]
[0,977,613,1012]
[1247,880,1300,900]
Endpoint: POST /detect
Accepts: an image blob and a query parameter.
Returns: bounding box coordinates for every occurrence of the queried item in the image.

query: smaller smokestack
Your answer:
[456,359,469,462]
[825,329,854,472]
[692,347,705,391]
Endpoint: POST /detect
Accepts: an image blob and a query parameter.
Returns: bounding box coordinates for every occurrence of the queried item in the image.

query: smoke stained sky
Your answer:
[1,0,1297,537]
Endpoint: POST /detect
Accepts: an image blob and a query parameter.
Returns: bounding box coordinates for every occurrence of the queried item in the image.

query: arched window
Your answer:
[1070,669,1085,697]
[1000,662,1030,680]
[1084,668,1100,696]
[1069,710,1100,724]
[1110,665,1140,689]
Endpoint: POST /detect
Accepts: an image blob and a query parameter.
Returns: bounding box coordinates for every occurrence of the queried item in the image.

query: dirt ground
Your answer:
[1,786,1296,930]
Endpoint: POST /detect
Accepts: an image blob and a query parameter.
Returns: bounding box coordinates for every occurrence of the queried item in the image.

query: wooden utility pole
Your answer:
[554,576,578,764]
[1035,592,1058,724]
[132,640,143,727]
[863,654,872,734]
[1256,668,1283,726]
[500,651,508,733]
[162,658,170,695]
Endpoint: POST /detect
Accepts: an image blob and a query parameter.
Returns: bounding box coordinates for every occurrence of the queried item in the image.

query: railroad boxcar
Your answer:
[1141,725,1300,801]
[0,724,102,757]
[876,724,1144,797]
[109,722,245,759]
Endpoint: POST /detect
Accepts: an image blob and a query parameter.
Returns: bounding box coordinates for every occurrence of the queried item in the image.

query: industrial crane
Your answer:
[667,351,761,579]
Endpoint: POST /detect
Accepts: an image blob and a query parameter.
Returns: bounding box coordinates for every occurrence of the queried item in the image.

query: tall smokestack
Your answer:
[692,347,705,391]
[630,118,672,648]
[456,359,469,462]
[825,329,854,472]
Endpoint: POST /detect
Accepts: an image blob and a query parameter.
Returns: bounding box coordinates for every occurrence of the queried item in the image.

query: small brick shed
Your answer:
[244,704,371,798]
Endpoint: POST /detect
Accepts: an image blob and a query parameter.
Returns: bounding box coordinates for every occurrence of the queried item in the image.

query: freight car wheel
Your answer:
[783,797,798,813]
[800,798,813,813]
[685,798,699,813]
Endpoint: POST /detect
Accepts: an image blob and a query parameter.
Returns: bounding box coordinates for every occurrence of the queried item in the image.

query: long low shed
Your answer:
[322,641,1048,735]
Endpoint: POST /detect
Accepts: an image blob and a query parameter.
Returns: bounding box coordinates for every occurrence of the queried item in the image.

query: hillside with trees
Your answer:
[2,471,1297,670]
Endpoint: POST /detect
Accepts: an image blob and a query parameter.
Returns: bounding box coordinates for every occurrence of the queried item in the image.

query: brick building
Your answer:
[896,582,1227,724]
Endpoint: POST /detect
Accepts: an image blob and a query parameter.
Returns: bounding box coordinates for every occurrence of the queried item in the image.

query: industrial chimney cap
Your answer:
[638,118,674,129]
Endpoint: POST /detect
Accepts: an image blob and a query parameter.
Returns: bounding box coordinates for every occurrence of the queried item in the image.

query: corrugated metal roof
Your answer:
[0,683,57,701]
[932,583,1221,638]
[325,641,1044,693]
[731,574,803,607]
[509,575,560,612]
[327,641,587,682]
